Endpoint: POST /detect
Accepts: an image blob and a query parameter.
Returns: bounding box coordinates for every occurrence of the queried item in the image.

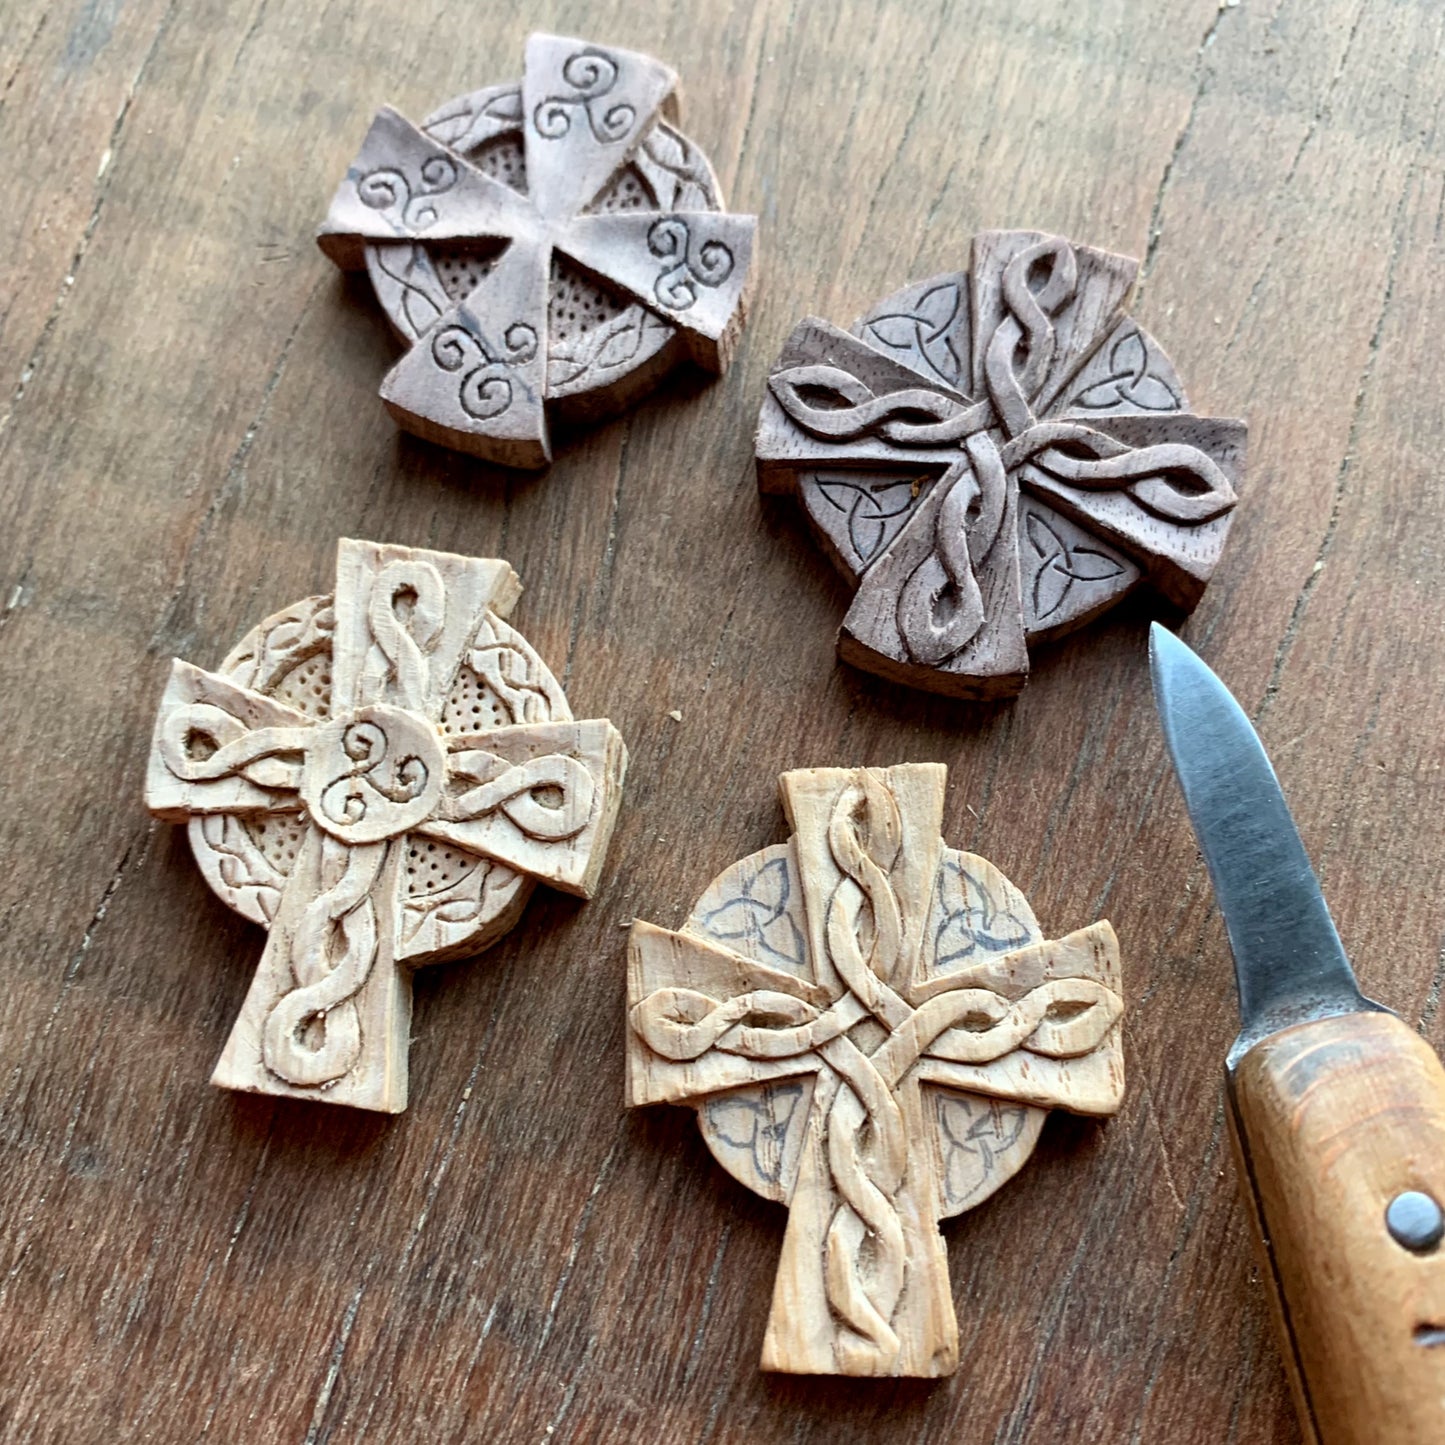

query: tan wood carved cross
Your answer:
[627,764,1124,1376]
[146,539,626,1113]
[318,32,757,467]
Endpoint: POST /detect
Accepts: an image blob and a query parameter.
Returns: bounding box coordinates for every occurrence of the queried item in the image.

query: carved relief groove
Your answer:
[357,152,460,230]
[431,320,539,420]
[532,48,637,145]
[646,216,735,310]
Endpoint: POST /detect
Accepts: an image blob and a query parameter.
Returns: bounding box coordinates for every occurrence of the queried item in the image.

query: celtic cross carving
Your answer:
[756,230,1247,698]
[145,539,628,1113]
[318,33,757,469]
[626,764,1125,1376]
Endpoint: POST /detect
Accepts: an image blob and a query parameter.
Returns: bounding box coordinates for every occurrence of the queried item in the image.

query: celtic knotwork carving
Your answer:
[422,86,524,152]
[627,763,1125,1376]
[633,930,1119,1072]
[769,364,988,446]
[193,812,287,925]
[859,278,966,389]
[317,34,756,468]
[370,244,446,341]
[757,230,1246,697]
[811,475,924,568]
[933,857,1034,966]
[147,539,628,1113]
[696,853,807,971]
[895,440,1006,664]
[467,610,570,724]
[997,419,1235,524]
[261,836,385,1087]
[646,216,735,310]
[219,597,335,697]
[637,125,719,210]
[704,1083,807,1188]
[546,308,666,390]
[1024,508,1129,623]
[937,1094,1035,1213]
[533,48,636,144]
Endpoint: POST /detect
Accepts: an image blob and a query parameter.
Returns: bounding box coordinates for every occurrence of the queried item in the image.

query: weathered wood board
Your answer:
[3,1,1445,1441]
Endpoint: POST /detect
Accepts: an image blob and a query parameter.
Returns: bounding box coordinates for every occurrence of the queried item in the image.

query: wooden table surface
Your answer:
[3,0,1443,1440]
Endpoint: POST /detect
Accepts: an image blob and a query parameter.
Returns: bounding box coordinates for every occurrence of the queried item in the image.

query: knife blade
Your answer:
[1149,623,1445,1445]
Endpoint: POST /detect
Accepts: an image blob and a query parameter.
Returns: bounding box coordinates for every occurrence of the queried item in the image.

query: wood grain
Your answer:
[2,0,1444,1439]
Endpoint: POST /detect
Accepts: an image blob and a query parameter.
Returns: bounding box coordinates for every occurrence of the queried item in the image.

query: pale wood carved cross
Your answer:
[146,539,626,1113]
[319,32,757,468]
[757,230,1246,698]
[627,764,1124,1376]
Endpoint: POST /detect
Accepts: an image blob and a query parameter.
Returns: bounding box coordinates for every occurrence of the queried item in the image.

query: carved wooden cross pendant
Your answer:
[757,230,1247,698]
[627,764,1124,1376]
[318,32,757,468]
[146,539,627,1113]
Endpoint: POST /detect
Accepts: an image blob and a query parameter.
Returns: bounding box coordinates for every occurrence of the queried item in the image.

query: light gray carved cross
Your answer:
[627,764,1124,1376]
[319,32,756,467]
[146,539,626,1113]
[756,230,1246,697]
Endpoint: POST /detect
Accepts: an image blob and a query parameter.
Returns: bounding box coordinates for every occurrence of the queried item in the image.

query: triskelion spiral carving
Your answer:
[757,229,1246,698]
[146,538,627,1114]
[626,763,1125,1376]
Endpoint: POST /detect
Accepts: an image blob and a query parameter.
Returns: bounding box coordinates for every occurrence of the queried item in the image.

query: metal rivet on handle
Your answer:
[1386,1191,1445,1253]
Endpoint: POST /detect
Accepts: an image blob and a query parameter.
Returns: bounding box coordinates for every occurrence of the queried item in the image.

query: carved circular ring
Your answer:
[756,229,1247,699]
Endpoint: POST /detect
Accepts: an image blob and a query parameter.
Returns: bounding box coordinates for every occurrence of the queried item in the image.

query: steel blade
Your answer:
[1148,624,1384,1066]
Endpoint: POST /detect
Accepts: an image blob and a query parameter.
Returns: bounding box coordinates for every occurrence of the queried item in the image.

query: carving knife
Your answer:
[1149,623,1445,1445]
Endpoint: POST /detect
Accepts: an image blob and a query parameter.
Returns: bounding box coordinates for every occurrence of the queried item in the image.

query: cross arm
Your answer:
[558,211,756,373]
[1012,412,1245,611]
[911,921,1125,1116]
[756,318,974,493]
[329,540,523,715]
[969,229,1138,422]
[376,239,553,468]
[145,660,314,821]
[317,106,534,270]
[522,33,678,223]
[627,922,841,1107]
[416,718,627,898]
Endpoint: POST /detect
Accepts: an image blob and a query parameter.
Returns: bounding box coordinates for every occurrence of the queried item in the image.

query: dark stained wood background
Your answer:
[3,0,1443,1439]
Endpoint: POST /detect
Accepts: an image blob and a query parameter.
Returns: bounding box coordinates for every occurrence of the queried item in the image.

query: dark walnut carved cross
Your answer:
[626,764,1124,1376]
[757,230,1246,698]
[318,32,756,469]
[146,539,626,1113]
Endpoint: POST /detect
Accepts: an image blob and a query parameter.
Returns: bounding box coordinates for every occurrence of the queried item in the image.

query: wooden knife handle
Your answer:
[1230,1011,1445,1445]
